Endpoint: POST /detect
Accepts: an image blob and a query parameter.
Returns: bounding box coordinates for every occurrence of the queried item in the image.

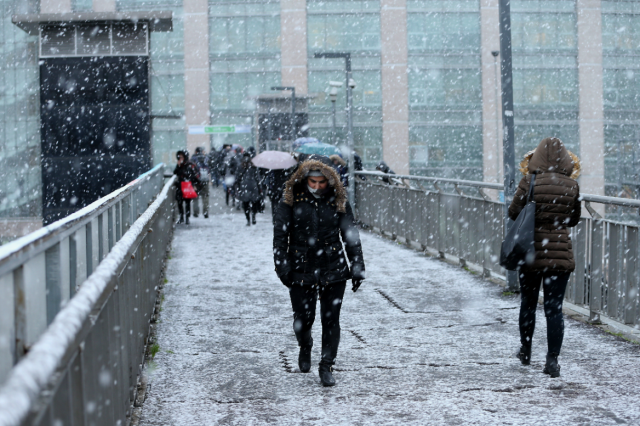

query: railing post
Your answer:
[45,243,62,325]
[626,227,639,324]
[590,218,604,322]
[0,273,15,383]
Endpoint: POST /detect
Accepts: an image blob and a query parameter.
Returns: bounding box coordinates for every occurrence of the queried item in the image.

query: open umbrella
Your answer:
[294,142,342,157]
[292,137,320,150]
[251,150,297,170]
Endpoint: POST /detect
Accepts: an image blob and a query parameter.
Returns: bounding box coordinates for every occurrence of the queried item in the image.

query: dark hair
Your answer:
[195,146,204,155]
[176,150,189,161]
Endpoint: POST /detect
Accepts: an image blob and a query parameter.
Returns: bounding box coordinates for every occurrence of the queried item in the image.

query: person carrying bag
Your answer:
[507,137,581,378]
[500,174,536,270]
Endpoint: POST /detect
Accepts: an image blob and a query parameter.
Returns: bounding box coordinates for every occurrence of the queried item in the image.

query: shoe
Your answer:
[543,353,560,378]
[204,213,209,218]
[246,221,251,227]
[193,214,198,218]
[178,214,184,224]
[252,218,257,225]
[517,345,531,365]
[318,363,336,387]
[298,347,312,373]
[185,216,190,225]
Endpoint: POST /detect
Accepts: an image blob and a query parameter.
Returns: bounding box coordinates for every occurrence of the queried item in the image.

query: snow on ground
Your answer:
[139,191,640,425]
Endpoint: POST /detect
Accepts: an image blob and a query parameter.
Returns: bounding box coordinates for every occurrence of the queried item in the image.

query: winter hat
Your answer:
[306,170,324,177]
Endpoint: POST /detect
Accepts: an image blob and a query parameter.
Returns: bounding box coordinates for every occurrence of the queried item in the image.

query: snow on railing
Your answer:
[0,168,175,426]
[354,170,640,327]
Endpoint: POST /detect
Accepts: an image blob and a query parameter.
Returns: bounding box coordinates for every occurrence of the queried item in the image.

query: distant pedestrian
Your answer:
[234,152,263,226]
[191,147,210,218]
[265,168,292,223]
[329,155,348,187]
[509,137,581,378]
[173,150,200,225]
[273,159,365,386]
[221,146,238,206]
[375,161,395,184]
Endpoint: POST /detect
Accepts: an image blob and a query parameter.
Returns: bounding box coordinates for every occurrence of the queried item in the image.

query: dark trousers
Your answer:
[176,195,191,217]
[289,282,346,366]
[519,271,571,355]
[242,201,260,223]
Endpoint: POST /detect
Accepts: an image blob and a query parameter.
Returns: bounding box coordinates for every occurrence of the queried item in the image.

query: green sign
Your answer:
[188,125,251,134]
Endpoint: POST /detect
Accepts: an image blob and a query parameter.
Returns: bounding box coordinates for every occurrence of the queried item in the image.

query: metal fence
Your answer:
[354,171,640,326]
[0,166,175,426]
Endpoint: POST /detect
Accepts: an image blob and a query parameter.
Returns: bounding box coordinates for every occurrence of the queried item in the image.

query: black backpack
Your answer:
[500,174,536,270]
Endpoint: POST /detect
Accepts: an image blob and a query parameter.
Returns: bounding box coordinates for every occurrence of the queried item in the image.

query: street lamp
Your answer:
[491,50,500,186]
[328,81,343,145]
[270,86,296,146]
[314,52,355,207]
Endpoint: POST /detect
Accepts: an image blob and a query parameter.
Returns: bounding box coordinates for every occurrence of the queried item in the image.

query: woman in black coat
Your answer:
[173,150,200,225]
[234,153,264,226]
[273,159,365,386]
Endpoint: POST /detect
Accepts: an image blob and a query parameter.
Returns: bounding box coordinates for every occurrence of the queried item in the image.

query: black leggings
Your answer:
[519,271,571,355]
[176,195,191,217]
[289,282,346,366]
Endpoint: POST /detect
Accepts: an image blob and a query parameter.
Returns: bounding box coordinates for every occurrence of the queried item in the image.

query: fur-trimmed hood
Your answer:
[283,160,347,213]
[519,137,581,180]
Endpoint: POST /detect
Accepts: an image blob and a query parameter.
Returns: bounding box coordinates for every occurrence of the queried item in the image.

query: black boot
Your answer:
[185,215,190,225]
[517,345,531,365]
[318,363,335,387]
[252,213,257,225]
[298,346,312,373]
[543,352,560,378]
[178,214,184,224]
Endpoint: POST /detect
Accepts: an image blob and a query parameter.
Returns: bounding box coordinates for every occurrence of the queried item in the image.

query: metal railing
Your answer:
[354,171,640,326]
[0,165,175,426]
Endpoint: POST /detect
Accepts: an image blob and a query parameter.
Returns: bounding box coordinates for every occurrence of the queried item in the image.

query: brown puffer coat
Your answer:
[508,138,582,272]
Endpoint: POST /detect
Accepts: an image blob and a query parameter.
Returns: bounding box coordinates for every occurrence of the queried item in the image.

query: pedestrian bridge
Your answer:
[1,166,640,425]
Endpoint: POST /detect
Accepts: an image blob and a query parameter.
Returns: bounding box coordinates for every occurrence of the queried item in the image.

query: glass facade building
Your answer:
[0,0,637,238]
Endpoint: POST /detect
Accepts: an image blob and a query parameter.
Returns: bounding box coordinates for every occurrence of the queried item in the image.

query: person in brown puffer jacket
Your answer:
[508,137,581,378]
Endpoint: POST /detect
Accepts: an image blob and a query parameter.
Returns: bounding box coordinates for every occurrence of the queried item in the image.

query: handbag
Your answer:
[500,174,536,270]
[180,181,198,199]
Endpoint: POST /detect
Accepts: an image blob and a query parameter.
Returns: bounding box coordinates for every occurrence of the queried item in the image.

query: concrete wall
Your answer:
[0,219,43,242]
[40,0,70,13]
[183,0,211,154]
[93,0,115,12]
[480,0,502,189]
[380,0,409,174]
[577,0,605,201]
[281,0,308,94]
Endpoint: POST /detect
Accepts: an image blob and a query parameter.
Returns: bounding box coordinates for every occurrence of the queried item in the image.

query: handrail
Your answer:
[355,170,640,208]
[0,175,176,426]
[0,164,166,388]
[0,163,165,277]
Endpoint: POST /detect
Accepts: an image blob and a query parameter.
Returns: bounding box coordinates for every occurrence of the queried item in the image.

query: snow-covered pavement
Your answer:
[139,196,640,425]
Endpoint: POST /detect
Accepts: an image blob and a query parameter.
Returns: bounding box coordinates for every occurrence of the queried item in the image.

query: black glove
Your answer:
[279,274,292,288]
[352,279,363,293]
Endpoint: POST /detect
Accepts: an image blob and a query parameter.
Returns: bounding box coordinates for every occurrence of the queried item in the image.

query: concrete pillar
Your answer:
[577,0,605,201]
[40,0,71,13]
[281,0,308,94]
[184,0,211,154]
[380,0,409,174]
[93,0,116,12]
[480,0,503,190]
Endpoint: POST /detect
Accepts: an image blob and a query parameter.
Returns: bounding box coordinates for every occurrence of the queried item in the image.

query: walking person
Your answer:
[191,147,210,218]
[509,137,581,378]
[273,159,366,386]
[173,150,200,225]
[234,152,263,226]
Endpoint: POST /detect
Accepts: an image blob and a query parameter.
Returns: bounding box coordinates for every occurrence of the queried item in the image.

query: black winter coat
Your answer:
[173,162,200,198]
[273,183,365,286]
[235,165,263,203]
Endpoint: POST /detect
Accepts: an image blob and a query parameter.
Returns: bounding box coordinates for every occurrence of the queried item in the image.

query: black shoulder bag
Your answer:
[500,174,536,271]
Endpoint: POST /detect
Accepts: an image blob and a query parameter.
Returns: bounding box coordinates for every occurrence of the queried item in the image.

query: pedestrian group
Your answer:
[172,136,582,386]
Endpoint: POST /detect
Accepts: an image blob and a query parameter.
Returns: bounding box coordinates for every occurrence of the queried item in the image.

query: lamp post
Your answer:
[270,86,296,148]
[491,50,500,186]
[329,81,343,145]
[498,0,517,291]
[314,52,355,207]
